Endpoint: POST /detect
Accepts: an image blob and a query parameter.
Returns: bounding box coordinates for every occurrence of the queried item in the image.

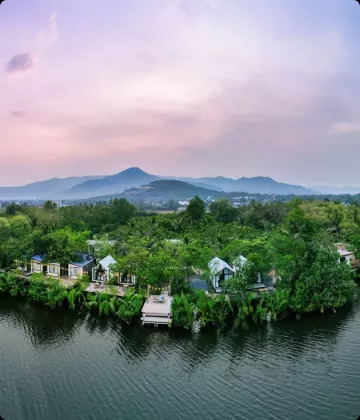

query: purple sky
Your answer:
[1,0,360,186]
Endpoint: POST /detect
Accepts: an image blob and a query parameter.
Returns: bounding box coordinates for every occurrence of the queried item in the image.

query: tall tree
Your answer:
[185,196,205,222]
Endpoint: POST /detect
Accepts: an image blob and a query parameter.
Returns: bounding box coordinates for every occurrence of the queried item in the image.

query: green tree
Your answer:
[209,199,238,223]
[185,196,205,221]
[43,200,57,211]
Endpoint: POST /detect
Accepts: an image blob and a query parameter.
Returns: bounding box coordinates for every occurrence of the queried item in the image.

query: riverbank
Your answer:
[1,272,358,331]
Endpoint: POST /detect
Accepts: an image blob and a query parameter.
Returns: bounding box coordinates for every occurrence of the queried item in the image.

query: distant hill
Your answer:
[0,167,317,200]
[0,176,102,200]
[68,167,158,198]
[84,180,226,203]
[194,176,312,195]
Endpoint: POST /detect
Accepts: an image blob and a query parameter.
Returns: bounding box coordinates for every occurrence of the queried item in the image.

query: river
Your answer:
[0,296,360,420]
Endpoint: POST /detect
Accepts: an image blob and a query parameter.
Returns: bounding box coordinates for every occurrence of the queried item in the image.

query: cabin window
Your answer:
[48,264,59,275]
[70,266,81,277]
[218,269,234,287]
[340,257,346,263]
[33,262,42,272]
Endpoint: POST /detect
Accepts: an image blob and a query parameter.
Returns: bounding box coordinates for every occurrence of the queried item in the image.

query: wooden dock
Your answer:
[141,292,172,327]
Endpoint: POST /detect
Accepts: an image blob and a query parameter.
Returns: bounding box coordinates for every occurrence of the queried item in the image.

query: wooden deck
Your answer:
[141,294,172,327]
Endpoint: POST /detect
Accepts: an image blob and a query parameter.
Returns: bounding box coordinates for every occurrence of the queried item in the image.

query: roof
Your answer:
[338,249,354,257]
[165,239,183,244]
[70,252,94,267]
[232,255,247,269]
[32,252,94,266]
[87,240,117,246]
[97,255,117,271]
[335,243,354,257]
[209,257,235,275]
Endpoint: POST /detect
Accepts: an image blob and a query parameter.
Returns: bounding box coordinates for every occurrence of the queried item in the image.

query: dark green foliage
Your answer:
[0,196,359,331]
[185,195,205,221]
[0,273,145,324]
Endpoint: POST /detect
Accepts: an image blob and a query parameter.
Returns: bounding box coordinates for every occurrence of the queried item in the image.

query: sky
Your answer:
[1,0,360,187]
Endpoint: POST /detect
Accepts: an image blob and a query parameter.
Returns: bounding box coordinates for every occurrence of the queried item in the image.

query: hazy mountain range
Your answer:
[85,179,225,203]
[1,167,357,201]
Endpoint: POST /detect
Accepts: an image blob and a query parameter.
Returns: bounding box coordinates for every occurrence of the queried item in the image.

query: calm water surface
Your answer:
[1,296,360,420]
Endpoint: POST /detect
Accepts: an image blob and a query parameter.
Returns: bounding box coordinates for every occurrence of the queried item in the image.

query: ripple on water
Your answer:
[1,296,360,420]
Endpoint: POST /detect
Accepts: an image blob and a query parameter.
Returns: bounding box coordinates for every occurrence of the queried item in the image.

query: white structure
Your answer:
[232,255,262,283]
[92,255,117,283]
[335,243,355,265]
[47,262,61,277]
[209,257,235,293]
[232,255,248,270]
[87,239,117,253]
[30,253,94,279]
[92,255,136,285]
[178,200,189,207]
[31,256,44,274]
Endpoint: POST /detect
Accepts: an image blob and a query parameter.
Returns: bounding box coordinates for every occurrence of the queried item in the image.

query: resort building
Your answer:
[209,257,235,293]
[335,243,355,265]
[87,239,117,253]
[92,255,117,283]
[92,255,136,285]
[29,252,95,279]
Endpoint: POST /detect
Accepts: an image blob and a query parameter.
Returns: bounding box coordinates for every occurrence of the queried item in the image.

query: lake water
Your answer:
[1,296,360,420]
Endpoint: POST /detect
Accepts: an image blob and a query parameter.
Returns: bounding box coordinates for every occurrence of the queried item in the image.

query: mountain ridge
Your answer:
[0,167,316,200]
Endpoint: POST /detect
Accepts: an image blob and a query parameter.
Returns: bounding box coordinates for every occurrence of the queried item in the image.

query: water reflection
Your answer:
[0,296,84,349]
[0,296,360,420]
[0,295,358,361]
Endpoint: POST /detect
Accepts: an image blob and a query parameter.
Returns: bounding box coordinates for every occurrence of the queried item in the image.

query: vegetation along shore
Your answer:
[0,196,359,330]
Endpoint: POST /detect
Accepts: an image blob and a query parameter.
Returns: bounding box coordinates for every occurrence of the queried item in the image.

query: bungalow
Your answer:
[31,255,47,275]
[68,252,95,279]
[92,254,136,285]
[30,252,94,279]
[87,240,117,254]
[92,255,117,283]
[334,242,359,267]
[209,257,235,293]
[232,255,262,283]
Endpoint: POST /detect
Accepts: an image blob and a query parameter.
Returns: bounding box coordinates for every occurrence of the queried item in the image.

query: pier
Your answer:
[141,290,172,327]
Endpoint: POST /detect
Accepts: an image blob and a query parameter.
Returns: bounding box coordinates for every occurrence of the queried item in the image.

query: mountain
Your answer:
[85,180,225,203]
[194,176,313,195]
[0,167,315,201]
[0,176,102,200]
[68,167,158,198]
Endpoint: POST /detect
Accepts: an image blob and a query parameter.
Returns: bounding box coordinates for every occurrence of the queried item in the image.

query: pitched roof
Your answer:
[232,255,248,269]
[98,255,117,271]
[209,257,235,275]
[70,252,94,267]
[335,243,354,257]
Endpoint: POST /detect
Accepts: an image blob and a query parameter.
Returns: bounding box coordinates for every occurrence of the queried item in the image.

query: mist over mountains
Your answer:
[0,167,352,201]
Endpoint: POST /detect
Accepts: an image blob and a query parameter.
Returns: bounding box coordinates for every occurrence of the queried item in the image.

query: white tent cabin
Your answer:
[92,255,117,283]
[92,255,136,285]
[232,255,262,283]
[209,257,235,293]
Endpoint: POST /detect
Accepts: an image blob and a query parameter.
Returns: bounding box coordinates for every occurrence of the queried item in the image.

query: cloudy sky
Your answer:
[1,0,360,186]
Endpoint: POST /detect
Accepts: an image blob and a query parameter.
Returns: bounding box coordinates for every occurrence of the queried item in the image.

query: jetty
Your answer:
[141,289,172,327]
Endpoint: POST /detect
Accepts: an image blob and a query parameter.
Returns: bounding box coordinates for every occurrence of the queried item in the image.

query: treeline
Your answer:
[0,196,359,328]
